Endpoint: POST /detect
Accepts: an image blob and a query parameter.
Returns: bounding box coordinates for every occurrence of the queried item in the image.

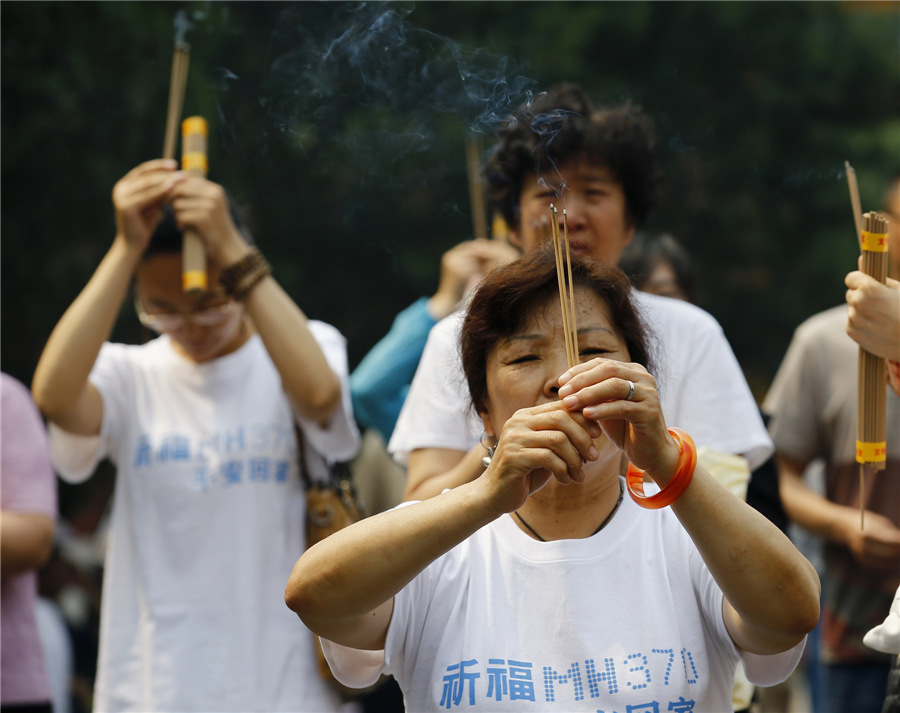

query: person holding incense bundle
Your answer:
[285,248,820,712]
[31,158,360,712]
[763,173,900,713]
[389,84,772,503]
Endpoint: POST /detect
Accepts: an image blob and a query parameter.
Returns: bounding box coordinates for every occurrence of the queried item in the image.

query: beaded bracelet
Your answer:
[625,427,697,509]
[220,248,265,294]
[233,261,271,301]
[219,248,272,301]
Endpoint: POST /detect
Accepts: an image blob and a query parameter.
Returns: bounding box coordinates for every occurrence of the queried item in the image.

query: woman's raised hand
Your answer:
[557,358,680,484]
[112,159,179,252]
[167,174,247,266]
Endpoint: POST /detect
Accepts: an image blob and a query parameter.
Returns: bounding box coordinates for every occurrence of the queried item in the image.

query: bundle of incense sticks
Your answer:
[466,136,489,240]
[163,42,190,160]
[856,210,890,529]
[181,116,209,292]
[161,42,205,292]
[549,204,578,369]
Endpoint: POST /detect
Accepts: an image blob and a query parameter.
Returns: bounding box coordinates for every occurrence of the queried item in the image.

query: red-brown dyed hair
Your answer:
[461,245,652,415]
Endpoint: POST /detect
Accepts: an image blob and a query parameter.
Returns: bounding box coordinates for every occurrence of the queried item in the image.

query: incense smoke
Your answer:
[260,3,535,178]
[173,9,194,46]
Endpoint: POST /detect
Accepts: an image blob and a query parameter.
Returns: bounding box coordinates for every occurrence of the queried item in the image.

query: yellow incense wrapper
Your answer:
[861,230,888,252]
[856,440,887,463]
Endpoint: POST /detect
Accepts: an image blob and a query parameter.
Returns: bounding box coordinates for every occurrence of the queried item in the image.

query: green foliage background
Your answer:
[1,3,898,704]
[3,0,899,401]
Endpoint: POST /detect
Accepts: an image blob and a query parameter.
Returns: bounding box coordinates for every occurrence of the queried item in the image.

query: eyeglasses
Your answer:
[134,298,239,334]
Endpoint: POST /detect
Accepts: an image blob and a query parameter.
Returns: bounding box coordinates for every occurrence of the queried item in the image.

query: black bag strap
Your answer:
[295,423,315,491]
[295,423,365,515]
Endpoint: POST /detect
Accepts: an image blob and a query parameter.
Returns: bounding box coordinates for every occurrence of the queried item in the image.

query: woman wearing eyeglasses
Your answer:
[31,159,360,713]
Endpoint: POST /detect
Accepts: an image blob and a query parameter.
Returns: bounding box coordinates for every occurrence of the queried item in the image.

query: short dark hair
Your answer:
[485,83,661,232]
[461,245,651,415]
[618,231,697,303]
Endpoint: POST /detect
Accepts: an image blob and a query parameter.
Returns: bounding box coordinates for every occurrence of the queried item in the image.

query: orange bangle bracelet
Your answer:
[626,427,697,509]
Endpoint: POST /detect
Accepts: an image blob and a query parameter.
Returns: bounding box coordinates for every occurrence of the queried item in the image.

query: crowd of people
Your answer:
[3,82,898,713]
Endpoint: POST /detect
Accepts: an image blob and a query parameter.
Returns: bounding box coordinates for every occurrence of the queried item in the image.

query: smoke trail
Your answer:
[261,3,535,178]
[173,9,194,45]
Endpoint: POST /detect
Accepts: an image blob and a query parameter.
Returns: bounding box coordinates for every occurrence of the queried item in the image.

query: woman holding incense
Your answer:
[286,249,819,712]
[391,85,772,506]
[32,158,359,712]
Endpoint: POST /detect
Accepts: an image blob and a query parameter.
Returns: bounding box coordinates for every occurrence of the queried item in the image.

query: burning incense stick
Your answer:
[549,204,578,369]
[181,116,208,292]
[549,206,569,362]
[845,161,863,250]
[163,42,190,160]
[466,136,488,240]
[856,210,890,529]
[563,209,578,361]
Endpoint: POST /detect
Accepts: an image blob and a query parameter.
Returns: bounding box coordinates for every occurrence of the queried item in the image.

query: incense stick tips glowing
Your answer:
[548,202,578,370]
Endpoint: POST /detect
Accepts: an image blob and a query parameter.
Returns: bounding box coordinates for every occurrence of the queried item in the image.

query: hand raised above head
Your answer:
[112,159,179,252]
[429,239,521,319]
[167,175,248,266]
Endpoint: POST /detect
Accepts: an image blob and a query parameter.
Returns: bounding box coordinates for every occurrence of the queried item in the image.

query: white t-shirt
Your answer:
[49,326,359,713]
[323,489,804,712]
[389,291,772,470]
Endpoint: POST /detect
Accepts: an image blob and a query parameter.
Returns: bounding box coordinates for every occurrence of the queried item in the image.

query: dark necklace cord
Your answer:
[513,479,624,542]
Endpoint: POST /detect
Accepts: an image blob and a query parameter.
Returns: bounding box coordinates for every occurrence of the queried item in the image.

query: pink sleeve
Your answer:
[1,373,57,516]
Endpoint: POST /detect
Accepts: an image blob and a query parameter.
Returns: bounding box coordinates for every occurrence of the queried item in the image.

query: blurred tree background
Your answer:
[2,0,898,396]
[2,2,898,708]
